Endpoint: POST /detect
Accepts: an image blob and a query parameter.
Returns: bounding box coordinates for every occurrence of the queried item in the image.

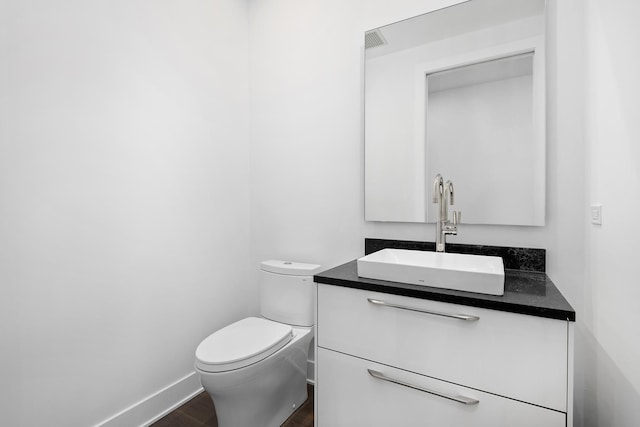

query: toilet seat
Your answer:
[195,317,293,373]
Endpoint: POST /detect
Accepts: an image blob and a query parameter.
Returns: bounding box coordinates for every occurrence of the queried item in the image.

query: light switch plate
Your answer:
[591,204,602,225]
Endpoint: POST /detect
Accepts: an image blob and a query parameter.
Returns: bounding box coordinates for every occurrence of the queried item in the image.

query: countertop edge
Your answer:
[314,261,576,322]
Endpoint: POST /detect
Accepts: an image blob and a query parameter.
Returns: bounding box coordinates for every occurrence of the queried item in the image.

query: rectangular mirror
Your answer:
[364,0,546,225]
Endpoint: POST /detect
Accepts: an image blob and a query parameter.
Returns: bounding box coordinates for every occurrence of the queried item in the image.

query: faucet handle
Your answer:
[453,211,461,225]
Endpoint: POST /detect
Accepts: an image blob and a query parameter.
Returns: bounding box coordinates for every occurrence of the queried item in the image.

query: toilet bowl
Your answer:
[195,260,321,427]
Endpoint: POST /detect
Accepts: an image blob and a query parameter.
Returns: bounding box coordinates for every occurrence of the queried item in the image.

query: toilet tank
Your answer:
[260,260,322,327]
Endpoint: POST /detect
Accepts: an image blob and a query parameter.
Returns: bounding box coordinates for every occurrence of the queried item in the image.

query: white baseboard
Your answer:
[94,371,203,427]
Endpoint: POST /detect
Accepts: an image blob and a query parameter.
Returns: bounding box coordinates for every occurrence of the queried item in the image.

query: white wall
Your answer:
[0,1,252,426]
[545,1,588,423]
[582,0,640,425]
[247,0,586,284]
[248,0,583,280]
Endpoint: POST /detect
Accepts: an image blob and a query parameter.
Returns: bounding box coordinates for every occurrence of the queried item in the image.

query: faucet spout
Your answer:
[432,174,443,203]
[446,180,454,205]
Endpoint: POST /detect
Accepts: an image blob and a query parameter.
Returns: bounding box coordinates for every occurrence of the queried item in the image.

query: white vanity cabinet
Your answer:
[315,284,574,427]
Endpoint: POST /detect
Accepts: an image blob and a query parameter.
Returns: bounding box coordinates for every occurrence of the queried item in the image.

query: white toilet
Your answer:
[194,260,321,427]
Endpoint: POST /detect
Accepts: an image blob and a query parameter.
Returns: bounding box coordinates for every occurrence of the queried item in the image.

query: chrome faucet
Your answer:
[432,174,460,252]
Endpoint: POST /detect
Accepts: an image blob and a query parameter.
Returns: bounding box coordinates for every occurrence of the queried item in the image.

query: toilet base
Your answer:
[197,326,313,427]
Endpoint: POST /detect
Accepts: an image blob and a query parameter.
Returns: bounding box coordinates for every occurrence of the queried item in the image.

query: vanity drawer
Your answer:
[317,347,565,427]
[317,284,568,411]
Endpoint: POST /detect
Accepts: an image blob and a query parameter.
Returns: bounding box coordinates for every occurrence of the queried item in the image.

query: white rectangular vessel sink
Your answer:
[357,249,505,296]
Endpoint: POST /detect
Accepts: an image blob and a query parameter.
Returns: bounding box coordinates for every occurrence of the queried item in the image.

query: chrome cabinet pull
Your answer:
[368,369,479,405]
[367,298,480,321]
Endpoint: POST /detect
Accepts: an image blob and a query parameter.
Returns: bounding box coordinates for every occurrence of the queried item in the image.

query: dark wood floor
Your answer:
[150,384,314,427]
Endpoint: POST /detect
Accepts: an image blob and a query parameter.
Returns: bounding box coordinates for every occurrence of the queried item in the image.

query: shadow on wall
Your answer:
[581,327,640,427]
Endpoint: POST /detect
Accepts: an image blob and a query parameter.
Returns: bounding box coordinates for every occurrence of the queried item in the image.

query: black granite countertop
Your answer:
[314,240,575,322]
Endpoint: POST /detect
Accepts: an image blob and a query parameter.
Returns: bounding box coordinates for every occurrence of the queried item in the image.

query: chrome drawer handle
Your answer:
[368,369,479,406]
[367,298,480,321]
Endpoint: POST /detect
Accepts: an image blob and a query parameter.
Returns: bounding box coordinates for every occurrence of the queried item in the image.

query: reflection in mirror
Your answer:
[364,0,546,225]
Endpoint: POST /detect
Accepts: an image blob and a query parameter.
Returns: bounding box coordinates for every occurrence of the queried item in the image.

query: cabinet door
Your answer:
[317,284,568,411]
[317,348,565,427]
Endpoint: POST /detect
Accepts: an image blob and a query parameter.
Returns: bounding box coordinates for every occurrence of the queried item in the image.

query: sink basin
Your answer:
[357,249,505,296]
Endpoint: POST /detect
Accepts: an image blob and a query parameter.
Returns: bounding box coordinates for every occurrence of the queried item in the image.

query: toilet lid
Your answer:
[195,317,293,373]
